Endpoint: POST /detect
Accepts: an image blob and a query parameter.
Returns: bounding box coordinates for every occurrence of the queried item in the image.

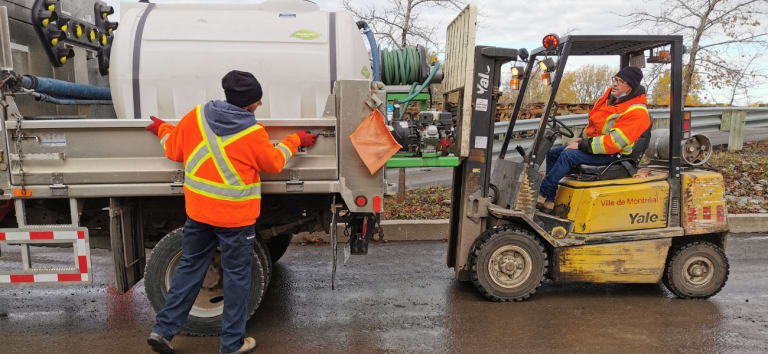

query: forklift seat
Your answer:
[572,128,651,181]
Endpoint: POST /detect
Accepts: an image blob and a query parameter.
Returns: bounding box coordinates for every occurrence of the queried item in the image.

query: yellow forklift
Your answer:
[445,34,729,301]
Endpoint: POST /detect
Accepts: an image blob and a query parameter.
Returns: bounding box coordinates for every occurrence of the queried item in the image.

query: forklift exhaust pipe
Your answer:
[646,129,713,166]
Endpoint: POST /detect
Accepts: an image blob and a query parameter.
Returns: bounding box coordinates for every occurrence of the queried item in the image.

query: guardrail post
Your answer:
[652,117,670,129]
[728,110,746,152]
[720,110,732,131]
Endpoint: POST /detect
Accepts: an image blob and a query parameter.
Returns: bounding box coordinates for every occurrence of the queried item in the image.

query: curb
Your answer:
[728,214,768,234]
[293,214,767,243]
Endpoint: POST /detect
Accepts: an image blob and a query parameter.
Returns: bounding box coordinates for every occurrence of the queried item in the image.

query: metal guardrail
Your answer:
[494,107,768,136]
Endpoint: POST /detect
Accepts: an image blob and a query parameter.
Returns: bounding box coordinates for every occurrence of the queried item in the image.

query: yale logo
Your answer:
[476,65,490,94]
[629,212,659,224]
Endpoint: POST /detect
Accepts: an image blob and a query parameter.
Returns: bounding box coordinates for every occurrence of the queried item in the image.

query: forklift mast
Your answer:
[446,46,518,278]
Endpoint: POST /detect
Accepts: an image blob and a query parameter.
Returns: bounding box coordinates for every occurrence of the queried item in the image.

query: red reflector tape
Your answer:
[78,256,88,273]
[373,196,382,213]
[10,274,35,283]
[0,232,5,241]
[30,231,54,240]
[78,230,85,239]
[57,274,82,282]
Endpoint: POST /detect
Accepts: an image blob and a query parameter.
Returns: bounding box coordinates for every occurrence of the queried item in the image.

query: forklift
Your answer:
[445,34,729,301]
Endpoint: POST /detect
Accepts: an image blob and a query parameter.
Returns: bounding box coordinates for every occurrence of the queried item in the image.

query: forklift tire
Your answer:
[470,227,548,302]
[267,234,292,263]
[664,241,729,299]
[144,227,268,337]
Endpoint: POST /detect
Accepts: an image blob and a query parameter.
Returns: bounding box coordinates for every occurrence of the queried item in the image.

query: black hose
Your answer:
[34,92,112,105]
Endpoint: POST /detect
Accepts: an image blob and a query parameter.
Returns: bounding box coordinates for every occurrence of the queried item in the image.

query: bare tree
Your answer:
[343,0,466,50]
[623,0,768,104]
[724,52,767,105]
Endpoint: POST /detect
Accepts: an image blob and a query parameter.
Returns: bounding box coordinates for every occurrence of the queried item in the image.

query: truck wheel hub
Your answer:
[166,249,225,318]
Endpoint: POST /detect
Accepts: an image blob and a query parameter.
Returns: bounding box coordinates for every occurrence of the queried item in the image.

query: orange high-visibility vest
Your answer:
[584,88,651,155]
[157,104,300,228]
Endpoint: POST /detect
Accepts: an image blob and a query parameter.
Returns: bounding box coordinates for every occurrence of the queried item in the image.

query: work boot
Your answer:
[229,337,257,354]
[147,332,174,354]
[536,195,554,213]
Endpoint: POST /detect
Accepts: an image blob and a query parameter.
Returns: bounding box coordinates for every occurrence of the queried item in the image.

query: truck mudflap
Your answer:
[0,228,92,285]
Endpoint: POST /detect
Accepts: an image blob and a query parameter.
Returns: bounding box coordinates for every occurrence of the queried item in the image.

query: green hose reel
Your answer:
[381,47,421,85]
[380,46,441,121]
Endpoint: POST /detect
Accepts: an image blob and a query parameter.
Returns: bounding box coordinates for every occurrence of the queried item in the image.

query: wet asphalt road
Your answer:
[1,235,767,354]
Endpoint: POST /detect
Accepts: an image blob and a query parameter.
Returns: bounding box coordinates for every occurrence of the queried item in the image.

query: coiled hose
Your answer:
[380,47,421,86]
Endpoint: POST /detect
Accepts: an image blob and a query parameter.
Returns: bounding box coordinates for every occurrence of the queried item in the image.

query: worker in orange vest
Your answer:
[145,70,316,354]
[538,66,651,211]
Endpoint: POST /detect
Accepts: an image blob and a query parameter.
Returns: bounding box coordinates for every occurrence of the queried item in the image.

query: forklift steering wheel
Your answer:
[551,117,575,138]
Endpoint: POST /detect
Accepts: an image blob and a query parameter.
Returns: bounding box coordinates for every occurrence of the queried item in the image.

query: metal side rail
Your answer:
[494,107,768,136]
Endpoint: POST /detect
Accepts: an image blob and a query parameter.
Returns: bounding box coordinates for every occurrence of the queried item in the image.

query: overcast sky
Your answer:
[104,0,767,104]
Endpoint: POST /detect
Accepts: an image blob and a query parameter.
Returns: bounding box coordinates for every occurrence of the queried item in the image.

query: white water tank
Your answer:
[109,0,371,119]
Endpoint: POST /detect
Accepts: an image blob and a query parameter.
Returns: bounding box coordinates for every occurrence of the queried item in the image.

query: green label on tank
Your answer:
[290,30,321,40]
[361,66,371,79]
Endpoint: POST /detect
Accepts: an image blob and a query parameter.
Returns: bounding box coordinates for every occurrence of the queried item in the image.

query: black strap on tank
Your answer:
[132,2,155,119]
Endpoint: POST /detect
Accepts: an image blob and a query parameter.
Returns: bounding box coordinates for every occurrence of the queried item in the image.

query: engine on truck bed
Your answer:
[389,110,454,156]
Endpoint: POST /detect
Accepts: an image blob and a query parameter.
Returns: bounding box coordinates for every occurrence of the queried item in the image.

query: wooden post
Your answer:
[720,110,732,132]
[652,117,670,129]
[398,168,406,201]
[728,110,746,152]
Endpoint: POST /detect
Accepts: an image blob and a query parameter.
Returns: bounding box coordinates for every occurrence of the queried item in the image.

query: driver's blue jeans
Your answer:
[539,145,616,201]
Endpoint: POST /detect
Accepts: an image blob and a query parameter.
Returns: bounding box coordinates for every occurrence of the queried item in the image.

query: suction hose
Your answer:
[33,92,112,105]
[22,75,112,101]
[356,21,381,82]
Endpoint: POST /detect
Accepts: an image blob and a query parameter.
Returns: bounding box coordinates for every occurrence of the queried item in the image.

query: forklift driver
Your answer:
[537,66,651,212]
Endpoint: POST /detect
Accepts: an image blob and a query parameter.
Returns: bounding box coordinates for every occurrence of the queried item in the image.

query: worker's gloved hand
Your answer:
[296,131,317,147]
[146,116,165,136]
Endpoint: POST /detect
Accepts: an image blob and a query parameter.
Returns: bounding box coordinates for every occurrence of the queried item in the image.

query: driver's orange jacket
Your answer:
[156,105,300,227]
[582,88,651,155]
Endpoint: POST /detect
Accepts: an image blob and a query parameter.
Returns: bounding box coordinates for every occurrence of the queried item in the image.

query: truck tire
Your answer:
[267,234,292,263]
[144,227,267,337]
[254,236,272,286]
[470,226,548,302]
[664,241,729,299]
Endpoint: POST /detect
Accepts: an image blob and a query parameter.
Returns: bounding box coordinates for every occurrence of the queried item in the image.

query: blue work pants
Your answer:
[539,145,616,201]
[152,218,254,354]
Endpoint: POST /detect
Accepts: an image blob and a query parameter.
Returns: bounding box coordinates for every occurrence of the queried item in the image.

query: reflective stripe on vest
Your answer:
[160,134,170,151]
[602,104,648,134]
[596,103,648,155]
[182,105,264,201]
[276,143,293,167]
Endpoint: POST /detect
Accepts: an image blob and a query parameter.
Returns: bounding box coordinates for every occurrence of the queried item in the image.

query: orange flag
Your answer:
[349,109,402,175]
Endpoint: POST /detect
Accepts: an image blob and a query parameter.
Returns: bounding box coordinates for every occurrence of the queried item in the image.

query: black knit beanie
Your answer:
[222,70,263,108]
[615,66,643,89]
